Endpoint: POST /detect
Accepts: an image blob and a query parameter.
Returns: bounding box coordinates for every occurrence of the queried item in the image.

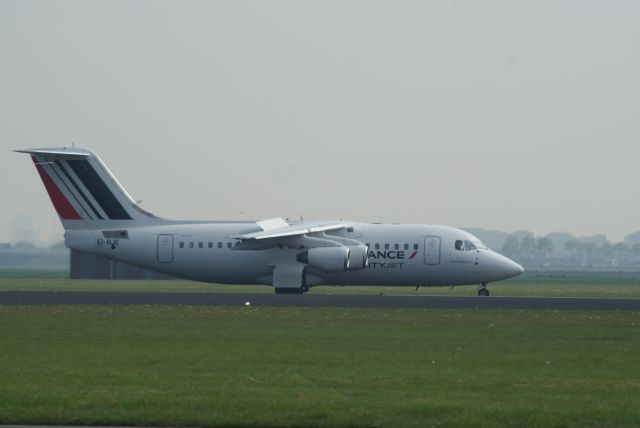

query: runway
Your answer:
[1,291,640,311]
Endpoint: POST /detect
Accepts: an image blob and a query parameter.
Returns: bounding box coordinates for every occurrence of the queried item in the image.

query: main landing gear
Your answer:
[477,283,490,297]
[275,284,310,295]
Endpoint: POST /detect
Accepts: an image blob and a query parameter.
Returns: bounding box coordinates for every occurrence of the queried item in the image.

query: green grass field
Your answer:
[0,305,638,427]
[1,272,640,298]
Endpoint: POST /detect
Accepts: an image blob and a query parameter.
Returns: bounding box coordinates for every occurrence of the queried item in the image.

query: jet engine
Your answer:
[346,244,369,271]
[296,247,350,272]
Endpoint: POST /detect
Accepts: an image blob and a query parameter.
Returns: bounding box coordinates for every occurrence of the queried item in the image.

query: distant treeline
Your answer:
[0,241,68,269]
[0,241,67,251]
[465,229,640,269]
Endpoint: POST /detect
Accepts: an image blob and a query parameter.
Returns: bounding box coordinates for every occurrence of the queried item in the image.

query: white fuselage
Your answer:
[65,221,523,288]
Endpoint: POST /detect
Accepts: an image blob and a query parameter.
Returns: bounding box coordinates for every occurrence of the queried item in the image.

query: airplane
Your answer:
[16,147,523,295]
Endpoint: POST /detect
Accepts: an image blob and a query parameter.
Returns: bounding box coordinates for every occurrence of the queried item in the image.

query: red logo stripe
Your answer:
[409,251,418,259]
[32,157,82,220]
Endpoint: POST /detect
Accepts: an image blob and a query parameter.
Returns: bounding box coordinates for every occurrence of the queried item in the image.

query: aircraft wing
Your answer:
[233,218,345,241]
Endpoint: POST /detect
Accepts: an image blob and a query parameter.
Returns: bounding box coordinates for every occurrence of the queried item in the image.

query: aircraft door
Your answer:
[424,236,441,265]
[157,234,174,263]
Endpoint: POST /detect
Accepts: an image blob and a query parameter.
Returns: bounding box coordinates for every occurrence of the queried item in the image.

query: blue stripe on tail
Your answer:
[55,160,104,220]
[67,159,132,220]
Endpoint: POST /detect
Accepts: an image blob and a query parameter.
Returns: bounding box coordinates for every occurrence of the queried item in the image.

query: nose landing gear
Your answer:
[477,283,490,297]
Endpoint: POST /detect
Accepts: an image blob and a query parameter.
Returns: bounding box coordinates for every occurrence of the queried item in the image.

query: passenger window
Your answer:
[455,240,463,251]
[404,243,409,250]
[347,227,354,232]
[278,244,283,249]
[189,242,194,249]
[375,243,380,250]
[384,243,389,250]
[198,242,203,249]
[179,242,184,249]
[208,242,213,249]
[394,244,399,250]
[227,242,232,249]
[218,242,222,248]
[413,243,419,250]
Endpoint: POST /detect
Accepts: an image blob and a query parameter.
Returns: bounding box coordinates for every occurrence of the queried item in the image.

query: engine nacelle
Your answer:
[346,244,369,271]
[297,247,350,272]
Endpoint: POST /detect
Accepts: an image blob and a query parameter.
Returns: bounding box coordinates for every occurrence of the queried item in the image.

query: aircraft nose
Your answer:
[480,251,524,282]
[503,257,524,278]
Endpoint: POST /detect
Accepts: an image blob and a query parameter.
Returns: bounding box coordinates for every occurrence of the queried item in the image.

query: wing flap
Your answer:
[256,217,289,231]
[233,221,345,240]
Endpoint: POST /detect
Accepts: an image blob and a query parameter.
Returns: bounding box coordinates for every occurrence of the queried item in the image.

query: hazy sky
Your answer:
[1,0,638,245]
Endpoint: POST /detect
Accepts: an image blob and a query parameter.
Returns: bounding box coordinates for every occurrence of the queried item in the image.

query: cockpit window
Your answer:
[464,240,477,251]
[455,239,482,251]
[472,240,487,250]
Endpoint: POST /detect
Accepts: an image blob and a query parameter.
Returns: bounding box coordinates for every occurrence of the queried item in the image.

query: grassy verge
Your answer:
[1,274,640,298]
[0,268,68,279]
[0,305,639,427]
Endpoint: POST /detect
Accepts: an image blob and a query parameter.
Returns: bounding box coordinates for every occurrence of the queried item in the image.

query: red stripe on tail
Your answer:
[32,156,82,220]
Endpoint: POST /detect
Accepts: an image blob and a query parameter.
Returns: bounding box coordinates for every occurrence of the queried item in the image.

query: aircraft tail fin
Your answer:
[15,147,161,230]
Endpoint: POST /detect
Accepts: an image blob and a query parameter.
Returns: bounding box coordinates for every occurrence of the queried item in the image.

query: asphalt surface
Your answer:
[1,291,640,311]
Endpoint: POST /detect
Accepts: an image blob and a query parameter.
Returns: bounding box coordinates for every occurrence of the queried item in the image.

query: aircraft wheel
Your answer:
[478,288,490,297]
[275,286,308,295]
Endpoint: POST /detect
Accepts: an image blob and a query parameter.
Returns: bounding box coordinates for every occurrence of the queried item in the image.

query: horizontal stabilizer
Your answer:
[13,148,91,158]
